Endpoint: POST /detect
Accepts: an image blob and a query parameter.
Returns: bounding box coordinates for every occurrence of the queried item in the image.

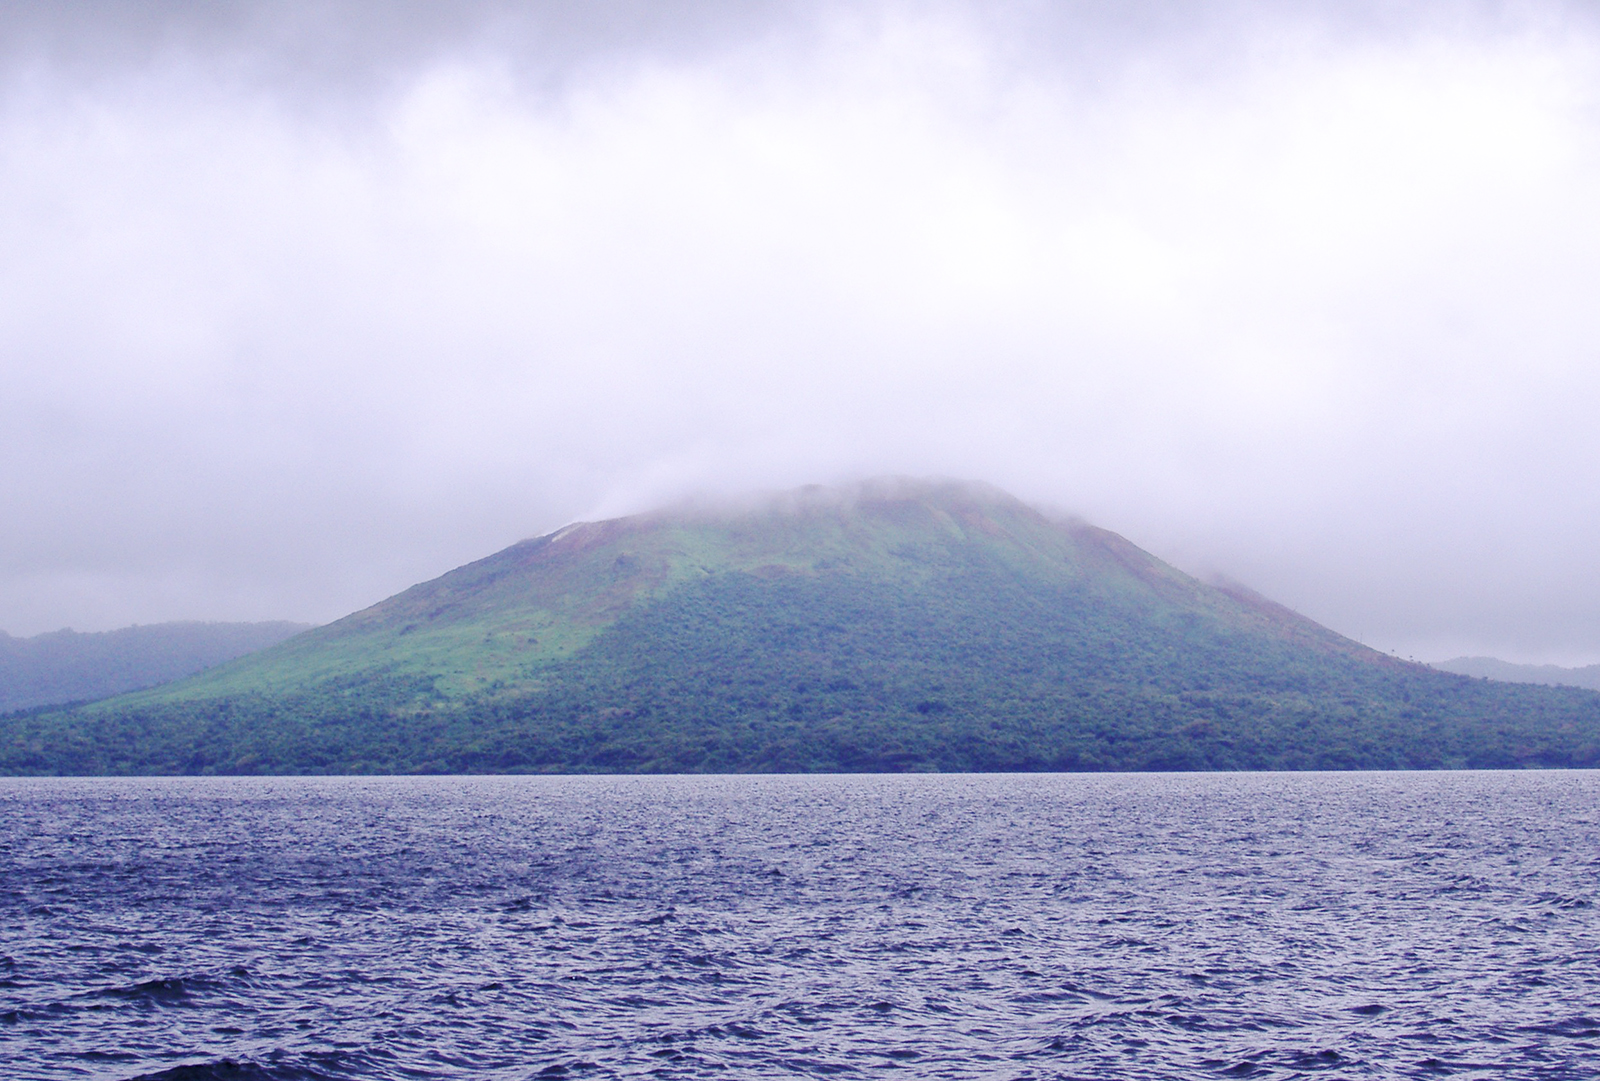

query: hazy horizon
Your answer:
[5,1,1600,666]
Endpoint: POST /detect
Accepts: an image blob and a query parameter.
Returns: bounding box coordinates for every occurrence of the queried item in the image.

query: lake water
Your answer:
[2,771,1597,1080]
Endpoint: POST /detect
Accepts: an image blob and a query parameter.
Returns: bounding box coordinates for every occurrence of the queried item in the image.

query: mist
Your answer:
[3,1,1599,663]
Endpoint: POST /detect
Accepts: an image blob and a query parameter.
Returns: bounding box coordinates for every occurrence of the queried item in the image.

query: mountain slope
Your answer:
[0,621,312,712]
[143,480,1367,701]
[5,480,1599,774]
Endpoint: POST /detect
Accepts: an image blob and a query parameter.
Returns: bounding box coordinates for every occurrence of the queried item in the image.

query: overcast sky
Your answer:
[3,1,1599,664]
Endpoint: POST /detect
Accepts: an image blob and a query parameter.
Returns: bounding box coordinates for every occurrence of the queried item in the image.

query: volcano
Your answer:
[6,479,1598,774]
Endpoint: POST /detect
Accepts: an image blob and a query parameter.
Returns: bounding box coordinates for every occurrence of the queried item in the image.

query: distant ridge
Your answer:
[1432,656,1600,693]
[0,621,313,712]
[5,479,1600,774]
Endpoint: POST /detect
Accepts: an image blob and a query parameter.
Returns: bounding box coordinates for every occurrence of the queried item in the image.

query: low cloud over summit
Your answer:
[3,1,1600,664]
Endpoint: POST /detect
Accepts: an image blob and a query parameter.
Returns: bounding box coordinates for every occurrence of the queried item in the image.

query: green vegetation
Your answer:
[4,481,1598,774]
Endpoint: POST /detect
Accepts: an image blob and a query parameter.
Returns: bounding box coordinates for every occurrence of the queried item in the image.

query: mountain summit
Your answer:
[157,478,1365,701]
[6,479,1599,774]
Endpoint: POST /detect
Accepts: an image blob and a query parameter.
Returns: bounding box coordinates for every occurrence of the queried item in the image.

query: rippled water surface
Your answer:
[2,771,1598,1080]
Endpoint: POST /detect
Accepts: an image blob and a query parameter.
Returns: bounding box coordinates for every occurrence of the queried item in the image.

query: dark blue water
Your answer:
[2,772,1597,1080]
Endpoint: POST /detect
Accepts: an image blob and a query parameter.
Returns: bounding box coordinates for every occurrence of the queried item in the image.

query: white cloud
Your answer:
[2,1,1600,663]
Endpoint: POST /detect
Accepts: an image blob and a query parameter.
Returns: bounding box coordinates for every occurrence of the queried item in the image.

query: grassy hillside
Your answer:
[0,621,312,713]
[4,481,1599,774]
